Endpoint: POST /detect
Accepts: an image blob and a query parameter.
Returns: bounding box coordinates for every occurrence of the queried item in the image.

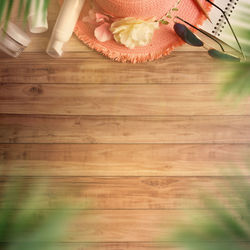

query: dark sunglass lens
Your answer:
[208,49,240,62]
[174,23,203,47]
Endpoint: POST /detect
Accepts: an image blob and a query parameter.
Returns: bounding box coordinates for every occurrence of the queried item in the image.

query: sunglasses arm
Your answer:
[174,16,225,52]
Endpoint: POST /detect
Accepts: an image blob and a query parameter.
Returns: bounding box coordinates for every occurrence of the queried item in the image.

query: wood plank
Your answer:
[1,115,250,144]
[0,242,177,250]
[0,210,216,242]
[51,242,179,250]
[0,177,248,209]
[0,209,248,243]
[0,52,218,84]
[1,242,247,250]
[1,83,250,116]
[0,144,249,177]
[62,209,249,242]
[49,242,250,250]
[60,243,250,250]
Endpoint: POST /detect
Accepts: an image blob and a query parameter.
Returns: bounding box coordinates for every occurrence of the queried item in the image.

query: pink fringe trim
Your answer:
[75,25,185,63]
[73,1,213,63]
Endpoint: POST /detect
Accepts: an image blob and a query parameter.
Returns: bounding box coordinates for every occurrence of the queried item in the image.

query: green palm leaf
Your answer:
[0,0,50,26]
[0,175,83,250]
[169,165,250,250]
[219,13,250,100]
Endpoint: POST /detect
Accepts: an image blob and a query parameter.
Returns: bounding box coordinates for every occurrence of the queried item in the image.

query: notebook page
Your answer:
[200,0,230,34]
[220,0,250,55]
[200,0,250,56]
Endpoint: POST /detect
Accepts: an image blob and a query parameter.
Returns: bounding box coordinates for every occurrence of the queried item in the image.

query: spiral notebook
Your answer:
[200,0,250,56]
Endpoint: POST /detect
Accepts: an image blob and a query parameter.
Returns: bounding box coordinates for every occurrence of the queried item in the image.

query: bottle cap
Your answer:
[0,31,22,57]
[28,13,48,34]
[4,22,31,46]
[28,0,48,33]
[46,39,64,58]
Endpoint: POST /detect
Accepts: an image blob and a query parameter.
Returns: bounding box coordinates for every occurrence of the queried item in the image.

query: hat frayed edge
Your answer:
[74,25,185,63]
[74,1,212,63]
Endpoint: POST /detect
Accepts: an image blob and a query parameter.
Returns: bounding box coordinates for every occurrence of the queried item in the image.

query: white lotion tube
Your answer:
[47,0,86,58]
[28,0,48,33]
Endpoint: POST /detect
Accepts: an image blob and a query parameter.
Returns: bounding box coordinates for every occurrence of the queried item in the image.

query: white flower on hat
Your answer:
[110,17,159,49]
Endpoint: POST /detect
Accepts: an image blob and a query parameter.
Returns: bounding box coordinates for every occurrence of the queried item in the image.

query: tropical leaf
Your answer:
[220,62,250,99]
[168,165,250,250]
[0,173,83,250]
[219,12,250,100]
[0,0,50,26]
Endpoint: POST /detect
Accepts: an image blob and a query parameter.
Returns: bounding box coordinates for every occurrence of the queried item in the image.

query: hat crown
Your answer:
[95,0,177,19]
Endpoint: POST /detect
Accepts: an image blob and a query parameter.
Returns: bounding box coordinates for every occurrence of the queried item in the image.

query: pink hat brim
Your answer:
[74,0,212,63]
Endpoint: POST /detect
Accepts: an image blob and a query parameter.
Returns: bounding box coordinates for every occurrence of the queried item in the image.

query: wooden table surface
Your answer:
[1,1,250,250]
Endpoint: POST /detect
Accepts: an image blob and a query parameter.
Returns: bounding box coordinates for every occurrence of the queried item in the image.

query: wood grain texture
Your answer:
[1,115,250,144]
[0,1,248,249]
[64,209,212,242]
[1,177,248,209]
[55,242,178,250]
[42,242,250,250]
[46,242,250,250]
[0,242,178,250]
[0,52,218,84]
[1,83,249,116]
[1,144,249,177]
[0,209,212,242]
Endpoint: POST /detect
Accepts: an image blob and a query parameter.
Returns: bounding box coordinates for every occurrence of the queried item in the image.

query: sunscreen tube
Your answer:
[28,0,48,33]
[47,0,86,58]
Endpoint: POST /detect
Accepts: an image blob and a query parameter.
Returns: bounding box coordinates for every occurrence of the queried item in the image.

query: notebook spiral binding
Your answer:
[212,0,239,36]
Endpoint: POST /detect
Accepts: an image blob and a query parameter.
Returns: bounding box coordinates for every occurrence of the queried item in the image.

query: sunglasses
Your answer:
[173,0,246,62]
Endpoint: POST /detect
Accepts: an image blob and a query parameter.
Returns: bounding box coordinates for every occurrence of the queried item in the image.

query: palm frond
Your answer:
[0,175,81,250]
[169,165,250,250]
[219,21,250,100]
[0,0,50,26]
[220,62,250,99]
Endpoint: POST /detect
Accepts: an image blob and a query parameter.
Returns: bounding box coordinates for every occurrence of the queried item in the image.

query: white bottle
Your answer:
[28,0,48,33]
[47,0,86,58]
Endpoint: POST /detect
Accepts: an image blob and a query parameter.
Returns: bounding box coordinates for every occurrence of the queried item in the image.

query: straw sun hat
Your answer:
[74,0,212,63]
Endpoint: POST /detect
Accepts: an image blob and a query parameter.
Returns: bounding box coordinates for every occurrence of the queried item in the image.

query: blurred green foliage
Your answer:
[221,62,250,99]
[220,23,250,99]
[0,0,50,25]
[0,177,77,250]
[170,167,250,250]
